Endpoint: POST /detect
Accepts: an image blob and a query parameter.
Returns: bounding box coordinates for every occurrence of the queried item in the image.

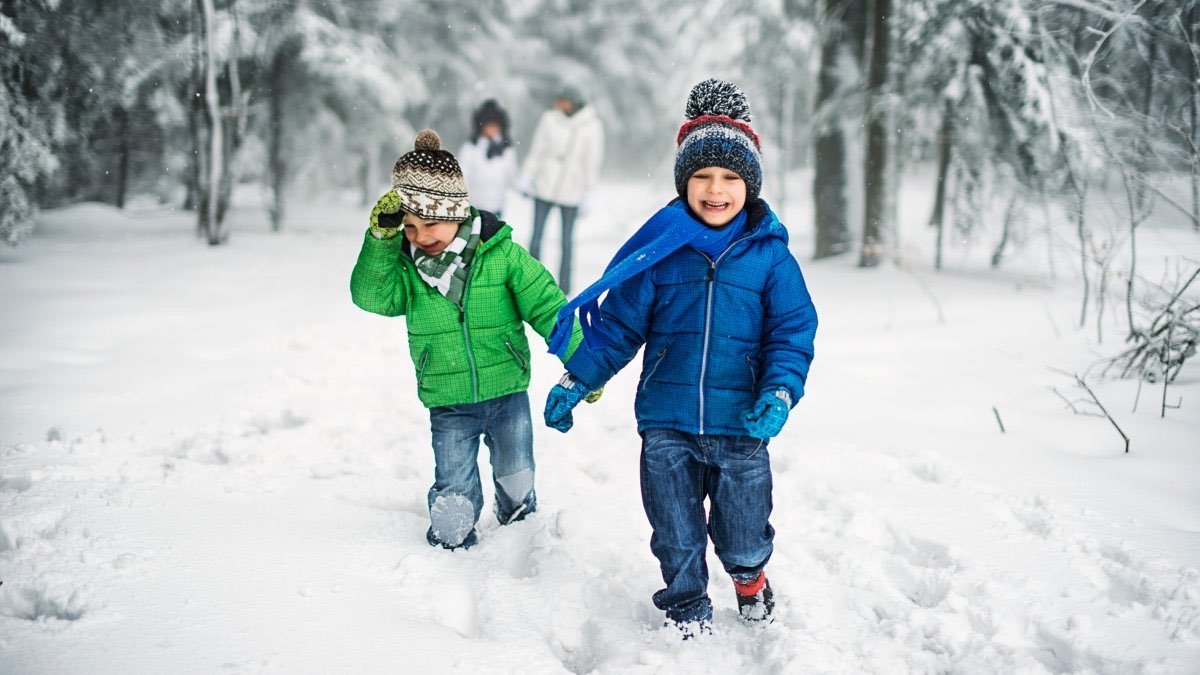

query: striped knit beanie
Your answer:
[674,79,763,202]
[392,129,471,222]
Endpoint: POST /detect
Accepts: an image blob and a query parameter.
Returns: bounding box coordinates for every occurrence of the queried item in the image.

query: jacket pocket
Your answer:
[745,354,759,388]
[505,339,528,372]
[416,348,431,386]
[640,344,670,391]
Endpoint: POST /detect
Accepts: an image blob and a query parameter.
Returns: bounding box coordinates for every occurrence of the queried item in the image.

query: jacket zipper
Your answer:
[459,270,479,402]
[697,232,758,435]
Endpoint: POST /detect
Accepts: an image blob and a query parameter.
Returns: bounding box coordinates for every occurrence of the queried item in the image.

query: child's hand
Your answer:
[743,389,791,439]
[544,374,590,432]
[369,190,404,238]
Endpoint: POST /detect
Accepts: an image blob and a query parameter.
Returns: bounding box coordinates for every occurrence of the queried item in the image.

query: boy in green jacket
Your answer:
[351,129,582,550]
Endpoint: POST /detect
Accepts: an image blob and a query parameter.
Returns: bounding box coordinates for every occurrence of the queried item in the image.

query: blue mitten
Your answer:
[544,374,590,433]
[743,389,792,439]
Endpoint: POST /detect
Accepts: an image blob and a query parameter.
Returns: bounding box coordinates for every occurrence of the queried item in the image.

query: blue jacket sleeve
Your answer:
[563,268,656,390]
[760,246,817,404]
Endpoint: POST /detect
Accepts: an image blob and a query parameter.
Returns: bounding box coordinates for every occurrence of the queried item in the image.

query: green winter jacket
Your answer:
[350,208,581,408]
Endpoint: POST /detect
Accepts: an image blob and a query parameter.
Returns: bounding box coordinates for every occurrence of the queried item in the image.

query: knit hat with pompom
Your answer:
[392,129,471,222]
[673,79,763,202]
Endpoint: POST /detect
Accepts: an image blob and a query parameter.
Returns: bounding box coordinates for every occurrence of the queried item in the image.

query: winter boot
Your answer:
[666,618,712,640]
[426,526,478,551]
[734,572,775,624]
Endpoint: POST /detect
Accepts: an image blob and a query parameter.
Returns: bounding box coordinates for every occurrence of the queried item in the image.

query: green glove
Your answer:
[369,190,404,239]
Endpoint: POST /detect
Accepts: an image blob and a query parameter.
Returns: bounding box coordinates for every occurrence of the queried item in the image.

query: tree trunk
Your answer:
[990,194,1019,269]
[217,1,245,226]
[116,107,130,209]
[1191,8,1199,232]
[200,0,223,245]
[1124,27,1157,332]
[359,152,372,208]
[859,0,890,268]
[1074,180,1090,328]
[267,54,287,232]
[186,0,204,218]
[929,99,953,271]
[813,0,851,260]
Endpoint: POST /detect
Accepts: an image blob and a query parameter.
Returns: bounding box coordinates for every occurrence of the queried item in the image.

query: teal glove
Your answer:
[544,374,591,433]
[743,389,792,439]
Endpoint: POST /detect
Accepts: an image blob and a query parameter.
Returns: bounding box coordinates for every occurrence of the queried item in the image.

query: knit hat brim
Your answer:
[395,186,471,222]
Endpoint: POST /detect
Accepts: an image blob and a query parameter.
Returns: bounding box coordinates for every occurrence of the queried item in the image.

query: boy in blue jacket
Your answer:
[543,79,817,635]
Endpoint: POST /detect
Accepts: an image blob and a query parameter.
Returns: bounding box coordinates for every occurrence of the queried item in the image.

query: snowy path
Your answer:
[2,193,1199,673]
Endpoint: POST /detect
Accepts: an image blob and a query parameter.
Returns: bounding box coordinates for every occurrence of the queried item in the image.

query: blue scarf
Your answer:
[547,200,748,358]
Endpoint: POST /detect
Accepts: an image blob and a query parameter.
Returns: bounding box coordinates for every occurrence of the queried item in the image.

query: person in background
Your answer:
[518,84,605,294]
[542,80,817,636]
[458,99,519,220]
[350,129,583,551]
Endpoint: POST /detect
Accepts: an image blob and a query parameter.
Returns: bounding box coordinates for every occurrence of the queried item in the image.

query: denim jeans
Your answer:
[529,197,578,294]
[639,428,774,624]
[427,391,537,547]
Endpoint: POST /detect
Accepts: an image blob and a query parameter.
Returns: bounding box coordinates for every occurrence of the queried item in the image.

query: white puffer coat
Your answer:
[458,138,519,214]
[521,105,605,207]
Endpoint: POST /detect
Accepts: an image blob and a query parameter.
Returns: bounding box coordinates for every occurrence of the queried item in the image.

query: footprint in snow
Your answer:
[430,575,478,638]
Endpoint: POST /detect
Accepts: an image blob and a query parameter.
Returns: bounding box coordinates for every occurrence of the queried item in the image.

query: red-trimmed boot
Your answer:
[734,572,775,624]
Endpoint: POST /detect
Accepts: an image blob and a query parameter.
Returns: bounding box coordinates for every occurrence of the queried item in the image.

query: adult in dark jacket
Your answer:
[543,80,817,634]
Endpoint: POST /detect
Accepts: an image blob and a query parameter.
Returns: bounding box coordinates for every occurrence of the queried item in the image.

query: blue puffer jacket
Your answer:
[566,199,817,436]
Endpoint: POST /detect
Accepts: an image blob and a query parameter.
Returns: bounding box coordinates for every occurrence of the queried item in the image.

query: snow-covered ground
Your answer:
[1,176,1198,674]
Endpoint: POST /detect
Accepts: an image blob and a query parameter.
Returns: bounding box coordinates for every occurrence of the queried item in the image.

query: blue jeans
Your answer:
[640,428,774,624]
[529,198,578,294]
[427,391,537,547]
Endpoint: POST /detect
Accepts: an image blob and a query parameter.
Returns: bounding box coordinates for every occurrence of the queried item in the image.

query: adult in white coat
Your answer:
[458,100,519,219]
[519,86,605,294]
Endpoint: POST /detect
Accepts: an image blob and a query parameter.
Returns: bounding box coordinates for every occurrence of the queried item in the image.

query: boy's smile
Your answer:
[687,167,746,227]
[403,213,459,255]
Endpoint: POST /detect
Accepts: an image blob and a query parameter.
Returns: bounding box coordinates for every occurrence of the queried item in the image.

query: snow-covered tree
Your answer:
[0,1,59,245]
[897,0,1092,269]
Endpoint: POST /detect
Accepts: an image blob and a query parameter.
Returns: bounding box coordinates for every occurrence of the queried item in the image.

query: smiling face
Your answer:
[403,212,459,255]
[686,167,747,227]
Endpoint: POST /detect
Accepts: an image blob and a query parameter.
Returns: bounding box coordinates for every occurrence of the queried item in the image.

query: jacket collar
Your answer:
[741,198,787,245]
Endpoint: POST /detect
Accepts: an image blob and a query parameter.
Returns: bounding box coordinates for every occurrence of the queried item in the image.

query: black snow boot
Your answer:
[734,573,775,624]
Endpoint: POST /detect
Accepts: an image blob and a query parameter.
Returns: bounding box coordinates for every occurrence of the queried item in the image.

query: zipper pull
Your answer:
[706,262,715,281]
[459,308,465,324]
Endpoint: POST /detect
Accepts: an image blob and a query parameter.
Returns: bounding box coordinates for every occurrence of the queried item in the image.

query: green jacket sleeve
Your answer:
[350,230,410,317]
[504,240,583,361]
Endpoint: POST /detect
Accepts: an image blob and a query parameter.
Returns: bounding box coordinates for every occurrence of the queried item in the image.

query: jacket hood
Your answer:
[742,198,788,245]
